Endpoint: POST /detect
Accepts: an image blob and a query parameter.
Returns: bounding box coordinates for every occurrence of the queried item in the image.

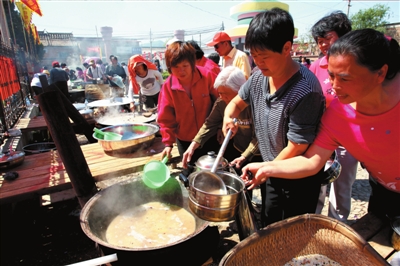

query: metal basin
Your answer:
[22,142,56,155]
[93,123,159,154]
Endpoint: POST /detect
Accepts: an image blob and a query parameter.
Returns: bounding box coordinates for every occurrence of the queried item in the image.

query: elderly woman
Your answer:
[158,41,220,164]
[182,66,261,172]
[238,29,400,220]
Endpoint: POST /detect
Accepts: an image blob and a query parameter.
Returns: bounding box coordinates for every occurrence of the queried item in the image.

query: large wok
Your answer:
[80,177,219,265]
[96,112,157,127]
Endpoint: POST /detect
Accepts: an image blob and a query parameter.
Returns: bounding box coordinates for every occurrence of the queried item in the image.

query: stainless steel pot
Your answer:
[180,171,245,222]
[194,151,229,172]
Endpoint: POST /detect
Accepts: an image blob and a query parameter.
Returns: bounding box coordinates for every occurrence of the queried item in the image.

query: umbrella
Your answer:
[84,57,100,64]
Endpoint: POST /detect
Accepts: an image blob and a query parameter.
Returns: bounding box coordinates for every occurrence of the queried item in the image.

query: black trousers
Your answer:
[261,166,325,227]
[31,86,43,96]
[143,92,160,108]
[368,176,400,219]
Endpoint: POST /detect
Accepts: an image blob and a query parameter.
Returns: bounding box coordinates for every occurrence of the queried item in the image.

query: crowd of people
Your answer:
[32,7,399,230]
[156,8,399,229]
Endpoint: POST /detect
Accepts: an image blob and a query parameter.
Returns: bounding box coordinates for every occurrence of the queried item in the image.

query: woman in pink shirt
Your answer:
[310,11,357,223]
[240,29,400,220]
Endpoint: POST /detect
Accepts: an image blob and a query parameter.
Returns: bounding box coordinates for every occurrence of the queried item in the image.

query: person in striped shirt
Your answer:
[223,8,326,227]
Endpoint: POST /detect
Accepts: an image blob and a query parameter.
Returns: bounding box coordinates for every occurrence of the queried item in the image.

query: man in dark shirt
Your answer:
[49,61,70,100]
[105,56,126,97]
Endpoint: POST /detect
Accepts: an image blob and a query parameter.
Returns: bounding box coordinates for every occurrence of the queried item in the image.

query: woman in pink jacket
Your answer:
[158,41,220,165]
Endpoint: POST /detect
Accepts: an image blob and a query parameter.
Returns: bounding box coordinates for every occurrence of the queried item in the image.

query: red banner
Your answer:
[20,0,42,16]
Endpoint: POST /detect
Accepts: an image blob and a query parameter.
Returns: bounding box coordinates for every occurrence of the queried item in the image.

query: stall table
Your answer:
[0,138,180,205]
[14,115,97,146]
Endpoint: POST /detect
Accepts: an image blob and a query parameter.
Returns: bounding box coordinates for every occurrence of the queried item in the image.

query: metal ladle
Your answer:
[192,119,237,195]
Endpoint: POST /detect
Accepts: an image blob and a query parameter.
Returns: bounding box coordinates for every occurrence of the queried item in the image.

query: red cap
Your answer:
[52,61,59,67]
[206,32,231,46]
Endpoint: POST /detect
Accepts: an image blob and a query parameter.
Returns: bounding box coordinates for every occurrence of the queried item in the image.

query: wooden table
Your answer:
[0,137,180,205]
[15,115,96,133]
[351,212,398,263]
[13,115,97,147]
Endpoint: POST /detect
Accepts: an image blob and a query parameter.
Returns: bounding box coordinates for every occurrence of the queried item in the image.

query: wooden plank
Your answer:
[15,116,96,133]
[0,138,180,205]
[368,226,396,260]
[351,213,385,240]
[351,212,396,261]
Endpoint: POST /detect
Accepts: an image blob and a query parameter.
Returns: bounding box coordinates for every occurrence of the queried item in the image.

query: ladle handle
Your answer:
[211,118,237,173]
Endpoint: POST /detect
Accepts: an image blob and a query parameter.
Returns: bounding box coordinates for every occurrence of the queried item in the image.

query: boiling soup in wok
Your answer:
[105,202,196,248]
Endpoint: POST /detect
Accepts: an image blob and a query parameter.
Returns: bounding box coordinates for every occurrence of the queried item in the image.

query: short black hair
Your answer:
[245,8,294,53]
[61,63,67,68]
[207,53,220,65]
[186,40,204,60]
[311,11,352,41]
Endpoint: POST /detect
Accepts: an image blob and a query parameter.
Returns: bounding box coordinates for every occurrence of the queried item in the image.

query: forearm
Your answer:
[260,156,322,179]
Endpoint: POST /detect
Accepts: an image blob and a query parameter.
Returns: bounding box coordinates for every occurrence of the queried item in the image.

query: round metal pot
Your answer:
[80,177,218,265]
[22,142,56,155]
[194,151,229,172]
[0,150,25,169]
[187,171,245,222]
[92,123,158,154]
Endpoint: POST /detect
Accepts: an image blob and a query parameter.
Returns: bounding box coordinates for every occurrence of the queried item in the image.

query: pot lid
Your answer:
[195,151,228,170]
[0,151,25,164]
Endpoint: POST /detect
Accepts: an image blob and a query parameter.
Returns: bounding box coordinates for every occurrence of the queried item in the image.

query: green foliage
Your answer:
[162,71,170,80]
[350,4,390,33]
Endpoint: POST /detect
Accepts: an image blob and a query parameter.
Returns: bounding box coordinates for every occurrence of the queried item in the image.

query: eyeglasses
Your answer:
[214,42,225,49]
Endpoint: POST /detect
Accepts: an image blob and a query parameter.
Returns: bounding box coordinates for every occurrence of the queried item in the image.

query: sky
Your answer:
[31,0,400,44]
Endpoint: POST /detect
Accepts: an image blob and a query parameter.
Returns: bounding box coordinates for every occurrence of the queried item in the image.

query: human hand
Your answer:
[241,162,269,190]
[217,129,224,144]
[230,156,246,169]
[222,117,237,137]
[129,102,136,112]
[182,142,200,168]
[161,146,173,161]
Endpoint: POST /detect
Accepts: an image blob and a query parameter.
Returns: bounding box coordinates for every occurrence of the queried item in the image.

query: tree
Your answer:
[350,4,390,33]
